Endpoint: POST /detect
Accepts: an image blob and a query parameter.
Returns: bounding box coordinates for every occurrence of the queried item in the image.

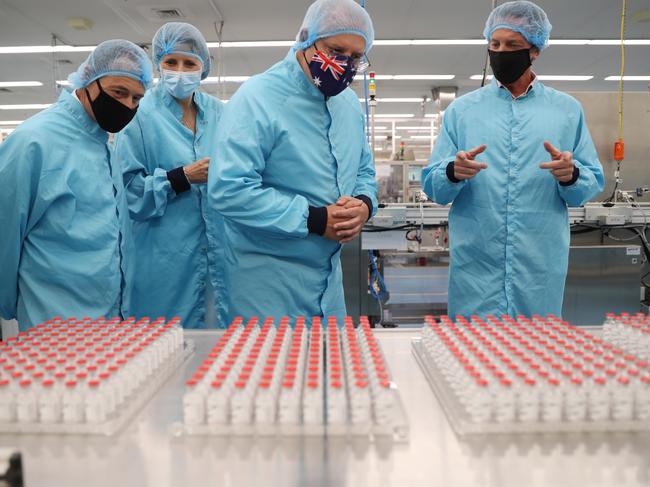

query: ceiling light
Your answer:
[0,104,52,110]
[374,39,487,46]
[206,41,295,48]
[470,74,593,81]
[408,135,434,139]
[374,75,455,81]
[202,76,251,83]
[605,75,650,81]
[358,97,431,103]
[0,120,24,125]
[0,81,43,87]
[396,126,433,130]
[537,75,594,81]
[3,39,650,55]
[373,114,415,118]
[0,45,95,54]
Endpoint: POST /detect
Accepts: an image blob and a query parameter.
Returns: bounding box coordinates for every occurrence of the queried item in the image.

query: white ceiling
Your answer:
[1,0,649,123]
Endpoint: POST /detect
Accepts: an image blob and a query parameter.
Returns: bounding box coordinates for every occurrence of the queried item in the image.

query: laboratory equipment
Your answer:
[180,316,409,440]
[412,314,650,435]
[0,316,191,435]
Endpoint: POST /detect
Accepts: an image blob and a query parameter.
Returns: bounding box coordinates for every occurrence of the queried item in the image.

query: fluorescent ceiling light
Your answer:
[374,114,415,118]
[374,39,487,46]
[0,128,15,133]
[0,45,95,54]
[358,97,431,103]
[424,114,440,118]
[206,41,294,48]
[3,39,650,55]
[0,81,43,87]
[0,120,24,125]
[605,75,650,81]
[202,76,251,83]
[537,75,593,81]
[470,74,593,81]
[374,75,455,81]
[408,135,434,139]
[57,76,252,86]
[0,104,51,110]
[396,126,432,130]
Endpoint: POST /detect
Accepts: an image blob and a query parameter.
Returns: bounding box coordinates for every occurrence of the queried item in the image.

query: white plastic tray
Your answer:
[0,340,195,436]
[412,338,650,436]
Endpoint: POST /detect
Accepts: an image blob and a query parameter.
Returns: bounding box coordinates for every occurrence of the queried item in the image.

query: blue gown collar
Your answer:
[152,83,208,121]
[489,76,542,100]
[284,48,325,100]
[59,89,108,142]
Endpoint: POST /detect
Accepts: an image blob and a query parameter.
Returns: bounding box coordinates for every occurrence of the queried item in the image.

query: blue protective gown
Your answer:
[113,85,226,328]
[0,89,134,330]
[208,49,377,324]
[422,80,604,318]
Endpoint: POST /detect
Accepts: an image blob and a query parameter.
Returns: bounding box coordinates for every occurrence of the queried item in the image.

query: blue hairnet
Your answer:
[152,22,211,79]
[68,39,153,89]
[484,1,552,51]
[295,0,374,54]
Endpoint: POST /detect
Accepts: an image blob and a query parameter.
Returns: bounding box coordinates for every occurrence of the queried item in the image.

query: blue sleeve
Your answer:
[208,87,309,238]
[558,107,605,207]
[421,107,467,205]
[352,115,378,217]
[114,118,177,222]
[0,133,40,319]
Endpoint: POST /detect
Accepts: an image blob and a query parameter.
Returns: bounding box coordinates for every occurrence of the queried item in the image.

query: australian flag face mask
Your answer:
[304,47,358,98]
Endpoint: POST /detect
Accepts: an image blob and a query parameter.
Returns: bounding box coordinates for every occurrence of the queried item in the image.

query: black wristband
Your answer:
[559,166,580,187]
[446,161,461,183]
[166,166,191,194]
[354,195,373,221]
[307,206,327,235]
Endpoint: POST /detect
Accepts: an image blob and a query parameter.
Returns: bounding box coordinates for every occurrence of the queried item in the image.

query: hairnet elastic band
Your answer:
[486,23,546,49]
[295,28,372,53]
[83,70,152,89]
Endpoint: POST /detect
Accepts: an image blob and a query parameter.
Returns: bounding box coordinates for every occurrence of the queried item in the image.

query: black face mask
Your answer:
[488,48,532,85]
[85,79,137,133]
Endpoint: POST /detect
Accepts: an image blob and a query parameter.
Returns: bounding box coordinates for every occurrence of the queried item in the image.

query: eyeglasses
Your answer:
[314,43,371,74]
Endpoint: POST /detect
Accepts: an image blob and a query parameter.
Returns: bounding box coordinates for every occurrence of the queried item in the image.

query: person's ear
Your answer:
[530,47,540,63]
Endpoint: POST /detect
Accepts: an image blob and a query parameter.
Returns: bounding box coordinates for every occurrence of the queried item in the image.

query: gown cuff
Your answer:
[166,166,191,194]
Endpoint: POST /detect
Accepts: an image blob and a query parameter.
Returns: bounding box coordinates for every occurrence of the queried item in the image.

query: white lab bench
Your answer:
[0,329,648,487]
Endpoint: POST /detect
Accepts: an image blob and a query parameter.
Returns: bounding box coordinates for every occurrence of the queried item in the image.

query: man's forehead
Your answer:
[100,75,144,94]
[490,28,528,42]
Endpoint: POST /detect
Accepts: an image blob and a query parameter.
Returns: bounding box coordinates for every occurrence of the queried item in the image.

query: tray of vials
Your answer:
[180,316,409,441]
[0,316,192,436]
[412,314,650,436]
[603,313,650,361]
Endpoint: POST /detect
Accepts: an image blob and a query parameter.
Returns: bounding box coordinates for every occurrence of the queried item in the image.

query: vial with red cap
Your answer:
[62,380,84,423]
[0,378,16,423]
[587,376,610,421]
[39,379,61,424]
[16,379,38,423]
[565,376,587,422]
[611,376,633,420]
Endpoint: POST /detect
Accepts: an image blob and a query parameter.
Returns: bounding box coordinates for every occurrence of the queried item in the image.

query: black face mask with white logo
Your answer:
[488,48,532,85]
[85,79,137,133]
